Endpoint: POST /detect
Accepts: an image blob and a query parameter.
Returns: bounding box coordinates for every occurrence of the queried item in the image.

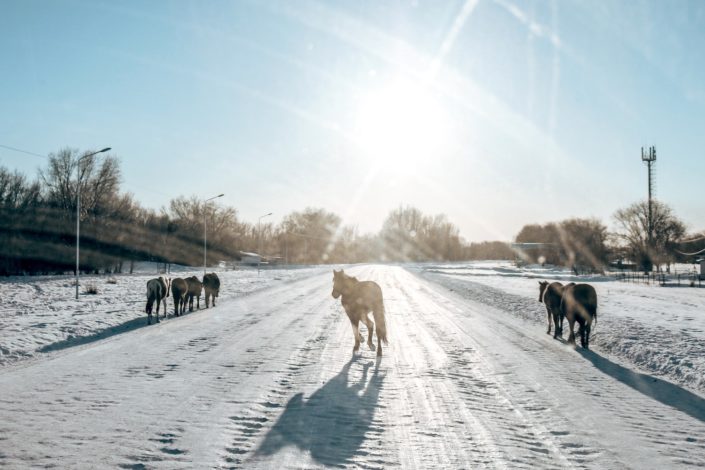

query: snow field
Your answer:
[0,264,703,468]
[417,261,705,396]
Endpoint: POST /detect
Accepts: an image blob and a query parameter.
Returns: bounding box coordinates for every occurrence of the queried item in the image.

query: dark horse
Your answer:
[145,276,170,324]
[332,270,388,357]
[202,273,220,308]
[185,276,202,312]
[560,283,598,349]
[171,278,188,316]
[538,281,564,338]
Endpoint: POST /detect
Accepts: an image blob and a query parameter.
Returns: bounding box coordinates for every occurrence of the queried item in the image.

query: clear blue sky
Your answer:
[1,0,704,241]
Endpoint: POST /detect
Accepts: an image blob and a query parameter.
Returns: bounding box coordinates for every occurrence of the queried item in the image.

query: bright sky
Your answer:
[1,0,704,241]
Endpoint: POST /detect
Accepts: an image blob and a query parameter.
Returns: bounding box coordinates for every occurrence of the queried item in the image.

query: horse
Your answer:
[560,283,598,349]
[332,269,388,357]
[185,276,203,312]
[538,281,564,338]
[202,273,220,307]
[171,278,188,316]
[145,276,170,324]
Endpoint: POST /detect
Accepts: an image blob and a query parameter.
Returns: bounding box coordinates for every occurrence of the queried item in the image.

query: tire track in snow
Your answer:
[222,268,394,469]
[382,268,571,469]
[0,273,336,469]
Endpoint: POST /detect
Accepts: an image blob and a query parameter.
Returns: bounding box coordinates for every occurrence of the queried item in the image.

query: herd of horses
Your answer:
[538,280,598,349]
[145,273,221,325]
[143,267,596,355]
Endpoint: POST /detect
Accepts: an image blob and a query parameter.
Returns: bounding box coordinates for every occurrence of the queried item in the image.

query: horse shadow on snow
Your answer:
[254,358,385,466]
[579,348,705,424]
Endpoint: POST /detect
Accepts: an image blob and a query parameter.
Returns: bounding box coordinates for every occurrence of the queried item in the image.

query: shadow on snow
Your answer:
[254,357,385,466]
[38,314,169,353]
[579,348,705,424]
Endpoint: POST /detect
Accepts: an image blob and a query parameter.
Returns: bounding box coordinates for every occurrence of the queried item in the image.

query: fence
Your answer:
[614,271,702,287]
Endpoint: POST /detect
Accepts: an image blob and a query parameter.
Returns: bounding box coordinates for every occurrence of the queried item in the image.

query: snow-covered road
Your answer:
[1,265,704,468]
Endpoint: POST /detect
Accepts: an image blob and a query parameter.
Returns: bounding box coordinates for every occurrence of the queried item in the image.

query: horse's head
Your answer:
[332,269,347,299]
[538,280,549,303]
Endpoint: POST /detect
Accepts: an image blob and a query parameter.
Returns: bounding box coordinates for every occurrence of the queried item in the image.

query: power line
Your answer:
[679,235,705,245]
[674,247,705,257]
[0,144,48,159]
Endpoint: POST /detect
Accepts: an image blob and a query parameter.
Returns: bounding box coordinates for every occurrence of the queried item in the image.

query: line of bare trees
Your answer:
[0,149,471,274]
[0,148,699,275]
[513,200,691,273]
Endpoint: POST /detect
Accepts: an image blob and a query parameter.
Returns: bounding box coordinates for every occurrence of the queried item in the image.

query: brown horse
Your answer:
[185,276,202,312]
[538,281,564,338]
[171,278,188,316]
[145,276,170,324]
[332,269,388,357]
[560,283,598,349]
[202,273,220,308]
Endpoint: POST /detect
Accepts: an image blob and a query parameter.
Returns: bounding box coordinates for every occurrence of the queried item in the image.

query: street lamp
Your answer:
[258,212,272,274]
[204,193,225,275]
[76,147,111,300]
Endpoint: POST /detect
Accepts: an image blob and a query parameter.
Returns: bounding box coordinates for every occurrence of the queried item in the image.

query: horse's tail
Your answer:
[373,301,388,345]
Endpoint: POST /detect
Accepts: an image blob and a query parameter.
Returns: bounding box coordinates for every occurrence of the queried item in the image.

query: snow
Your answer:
[0,263,704,468]
[415,261,705,395]
[0,263,330,367]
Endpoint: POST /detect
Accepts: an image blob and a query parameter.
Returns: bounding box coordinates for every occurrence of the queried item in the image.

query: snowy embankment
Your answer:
[414,261,705,395]
[0,263,330,367]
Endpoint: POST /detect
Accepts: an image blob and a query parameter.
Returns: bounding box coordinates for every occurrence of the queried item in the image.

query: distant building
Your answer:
[511,243,561,266]
[239,251,262,266]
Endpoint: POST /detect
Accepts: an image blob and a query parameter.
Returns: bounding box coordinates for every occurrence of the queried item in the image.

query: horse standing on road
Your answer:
[145,276,170,324]
[538,281,565,338]
[202,273,220,308]
[332,269,388,357]
[185,276,203,312]
[560,283,598,349]
[171,278,188,316]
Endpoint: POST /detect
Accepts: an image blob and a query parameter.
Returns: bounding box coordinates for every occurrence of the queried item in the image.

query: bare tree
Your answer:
[40,147,121,216]
[613,200,686,271]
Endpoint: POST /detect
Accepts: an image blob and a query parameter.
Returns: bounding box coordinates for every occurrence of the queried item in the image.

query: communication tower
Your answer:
[641,146,657,262]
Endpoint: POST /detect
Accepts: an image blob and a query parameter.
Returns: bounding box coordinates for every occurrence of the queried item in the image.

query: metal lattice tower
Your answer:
[641,146,657,256]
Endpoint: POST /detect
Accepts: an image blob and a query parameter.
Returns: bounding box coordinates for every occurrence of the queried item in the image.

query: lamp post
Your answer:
[258,212,272,274]
[203,193,225,275]
[76,147,111,300]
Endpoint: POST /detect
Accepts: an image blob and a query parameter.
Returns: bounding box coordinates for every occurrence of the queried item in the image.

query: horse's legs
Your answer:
[584,323,591,349]
[155,298,161,323]
[350,318,361,354]
[363,314,375,351]
[197,295,200,309]
[205,291,210,308]
[546,308,552,335]
[552,310,561,338]
[567,316,576,345]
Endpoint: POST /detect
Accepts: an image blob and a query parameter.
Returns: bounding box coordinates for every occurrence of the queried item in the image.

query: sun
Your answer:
[353,79,450,172]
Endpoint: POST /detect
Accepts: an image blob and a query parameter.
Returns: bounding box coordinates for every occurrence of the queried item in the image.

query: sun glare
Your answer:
[353,80,450,172]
